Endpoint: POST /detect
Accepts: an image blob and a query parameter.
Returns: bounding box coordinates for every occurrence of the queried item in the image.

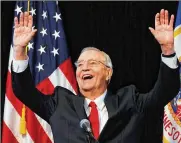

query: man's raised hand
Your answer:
[149,9,175,55]
[13,12,37,60]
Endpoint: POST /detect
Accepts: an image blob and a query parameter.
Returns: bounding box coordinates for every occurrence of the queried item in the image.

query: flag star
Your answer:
[38,45,46,55]
[30,7,36,16]
[51,47,59,57]
[40,28,47,37]
[53,12,61,22]
[28,42,34,50]
[52,30,60,40]
[14,5,22,15]
[42,11,47,19]
[36,63,44,72]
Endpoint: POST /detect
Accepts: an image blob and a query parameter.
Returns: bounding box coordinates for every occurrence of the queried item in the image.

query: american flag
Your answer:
[2,1,77,143]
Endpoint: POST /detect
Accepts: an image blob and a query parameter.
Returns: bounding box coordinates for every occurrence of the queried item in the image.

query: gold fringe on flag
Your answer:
[19,105,27,134]
[19,0,30,135]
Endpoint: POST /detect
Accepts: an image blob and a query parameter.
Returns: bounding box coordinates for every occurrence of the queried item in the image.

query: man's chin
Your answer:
[80,86,94,92]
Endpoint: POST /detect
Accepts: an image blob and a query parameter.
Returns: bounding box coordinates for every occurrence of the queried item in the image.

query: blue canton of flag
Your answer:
[14,1,69,85]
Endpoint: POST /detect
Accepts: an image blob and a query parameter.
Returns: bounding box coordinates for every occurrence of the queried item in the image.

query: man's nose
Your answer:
[82,62,90,71]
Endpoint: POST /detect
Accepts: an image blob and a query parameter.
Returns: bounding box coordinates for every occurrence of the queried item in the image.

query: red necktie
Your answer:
[88,101,99,140]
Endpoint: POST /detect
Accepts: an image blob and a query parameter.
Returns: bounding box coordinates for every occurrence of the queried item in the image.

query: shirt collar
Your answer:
[84,90,107,111]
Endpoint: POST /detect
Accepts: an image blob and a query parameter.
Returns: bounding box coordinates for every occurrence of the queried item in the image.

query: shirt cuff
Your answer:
[12,57,29,73]
[161,54,178,69]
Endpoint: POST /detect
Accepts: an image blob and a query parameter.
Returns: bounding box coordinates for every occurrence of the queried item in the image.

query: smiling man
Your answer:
[75,48,113,100]
[11,9,180,143]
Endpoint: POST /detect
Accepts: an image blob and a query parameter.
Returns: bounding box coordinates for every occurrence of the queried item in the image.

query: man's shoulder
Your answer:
[115,84,138,105]
[116,84,137,96]
[54,86,76,95]
[109,85,138,111]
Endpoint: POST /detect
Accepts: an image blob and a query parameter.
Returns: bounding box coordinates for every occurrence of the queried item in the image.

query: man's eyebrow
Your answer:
[77,59,84,62]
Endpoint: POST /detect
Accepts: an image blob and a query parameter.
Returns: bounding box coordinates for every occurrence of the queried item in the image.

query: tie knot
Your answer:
[89,101,97,108]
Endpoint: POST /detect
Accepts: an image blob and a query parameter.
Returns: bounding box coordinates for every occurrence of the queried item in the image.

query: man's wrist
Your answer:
[14,51,28,60]
[161,44,174,55]
[13,46,28,60]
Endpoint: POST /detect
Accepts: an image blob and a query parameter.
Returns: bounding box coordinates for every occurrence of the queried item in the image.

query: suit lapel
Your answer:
[73,94,88,121]
[104,91,118,118]
[98,91,119,141]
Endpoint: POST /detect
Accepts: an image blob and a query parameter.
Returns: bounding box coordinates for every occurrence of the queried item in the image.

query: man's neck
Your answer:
[80,89,107,100]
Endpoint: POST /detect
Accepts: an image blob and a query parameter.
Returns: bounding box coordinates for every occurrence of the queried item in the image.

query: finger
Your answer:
[169,14,174,28]
[160,9,164,25]
[29,29,37,40]
[155,13,160,28]
[14,26,20,34]
[24,11,29,27]
[28,15,33,28]
[19,12,24,26]
[14,26,21,36]
[14,17,19,28]
[31,29,37,37]
[149,27,156,36]
[164,10,169,25]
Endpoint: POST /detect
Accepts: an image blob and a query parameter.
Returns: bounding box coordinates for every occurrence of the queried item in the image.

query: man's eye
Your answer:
[89,61,97,65]
[78,63,83,67]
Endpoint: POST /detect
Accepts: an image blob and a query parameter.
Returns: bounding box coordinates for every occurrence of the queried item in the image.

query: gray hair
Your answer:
[79,47,113,83]
[80,47,113,69]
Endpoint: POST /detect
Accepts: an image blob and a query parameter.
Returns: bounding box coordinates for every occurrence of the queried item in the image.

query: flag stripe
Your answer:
[35,114,54,143]
[2,121,19,143]
[3,97,34,143]
[49,65,76,94]
[6,71,24,114]
[59,57,78,94]
[5,71,52,143]
[7,46,54,142]
[36,77,55,95]
[26,108,52,143]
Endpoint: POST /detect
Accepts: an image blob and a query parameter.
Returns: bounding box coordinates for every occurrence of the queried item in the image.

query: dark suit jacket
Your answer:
[11,62,180,143]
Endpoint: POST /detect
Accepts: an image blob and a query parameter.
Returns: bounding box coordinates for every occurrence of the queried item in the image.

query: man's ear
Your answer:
[106,68,113,81]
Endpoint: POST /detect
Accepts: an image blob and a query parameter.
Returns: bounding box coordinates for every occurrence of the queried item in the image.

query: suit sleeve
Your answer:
[133,61,180,111]
[11,63,58,122]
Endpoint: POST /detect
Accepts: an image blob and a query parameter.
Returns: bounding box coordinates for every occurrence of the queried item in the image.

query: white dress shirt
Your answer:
[84,90,108,133]
[12,54,178,133]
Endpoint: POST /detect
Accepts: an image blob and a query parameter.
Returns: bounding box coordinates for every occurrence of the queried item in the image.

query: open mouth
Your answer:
[82,74,94,80]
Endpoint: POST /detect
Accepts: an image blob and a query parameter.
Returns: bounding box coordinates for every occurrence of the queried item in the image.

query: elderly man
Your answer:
[12,9,179,143]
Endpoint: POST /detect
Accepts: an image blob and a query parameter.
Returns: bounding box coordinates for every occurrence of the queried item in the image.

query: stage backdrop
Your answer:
[1,1,179,143]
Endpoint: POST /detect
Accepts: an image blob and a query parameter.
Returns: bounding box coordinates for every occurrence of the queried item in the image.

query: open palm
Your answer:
[153,22,173,45]
[149,9,175,55]
[13,12,37,48]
